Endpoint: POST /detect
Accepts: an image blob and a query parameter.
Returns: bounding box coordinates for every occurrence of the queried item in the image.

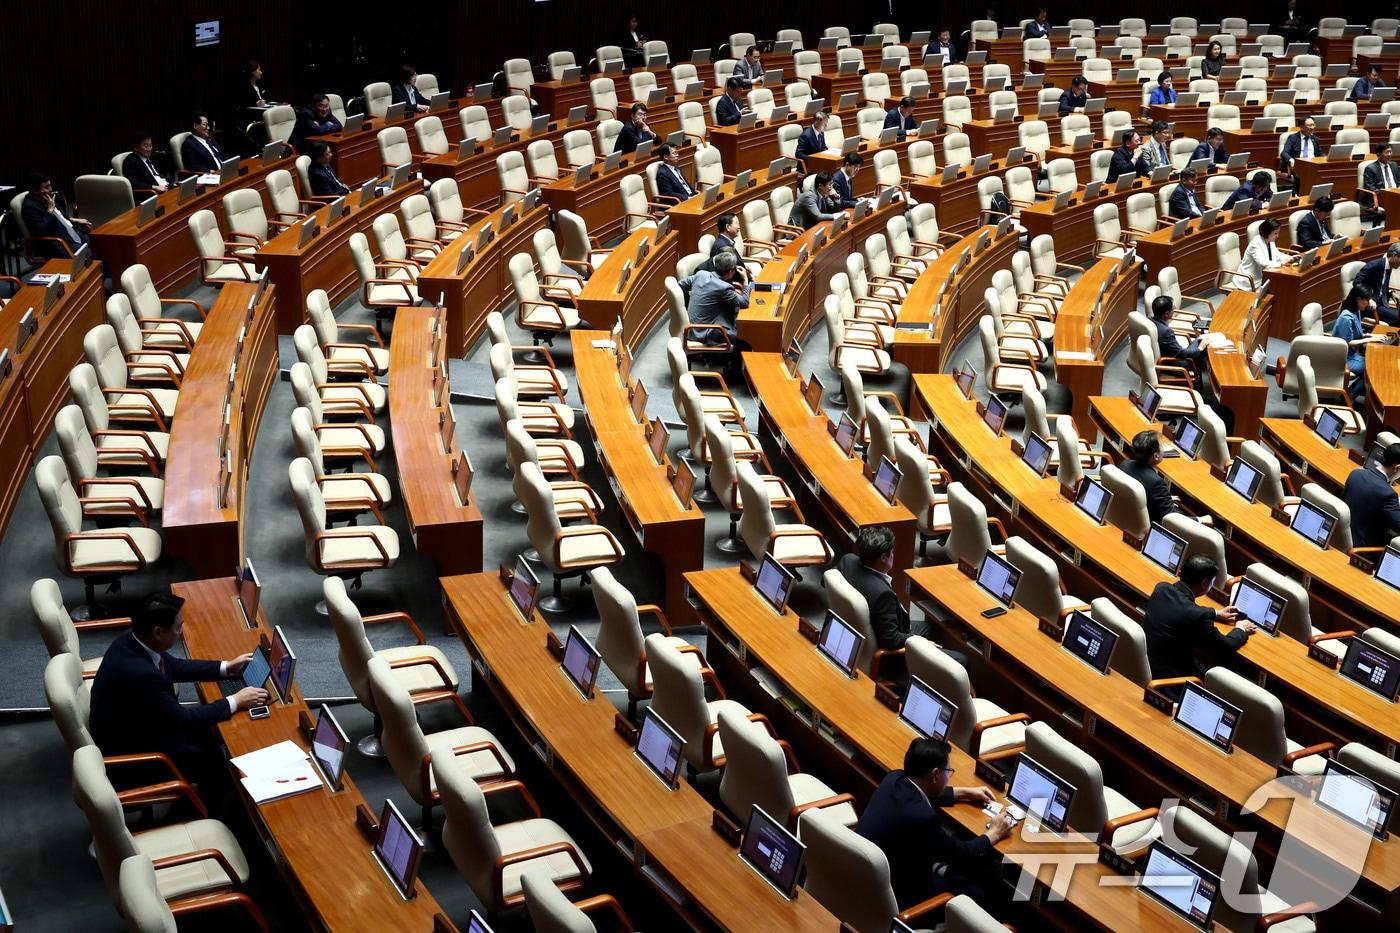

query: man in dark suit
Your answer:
[181,113,225,173]
[306,142,351,196]
[1351,64,1385,101]
[1191,127,1229,165]
[834,528,967,670]
[832,152,862,208]
[1142,554,1252,693]
[710,213,741,258]
[1106,130,1148,182]
[1279,117,1323,182]
[856,738,1014,910]
[292,93,343,152]
[794,112,828,165]
[923,27,958,65]
[20,173,91,258]
[1295,196,1336,251]
[1151,294,1205,367]
[653,144,696,202]
[1120,431,1182,524]
[1344,444,1400,548]
[787,172,842,228]
[1023,7,1051,38]
[121,132,170,194]
[1363,142,1399,219]
[733,46,765,84]
[391,65,432,113]
[1353,244,1400,324]
[1221,170,1274,210]
[1057,75,1089,115]
[614,103,659,154]
[1168,168,1205,219]
[883,96,918,140]
[89,593,268,769]
[715,77,748,127]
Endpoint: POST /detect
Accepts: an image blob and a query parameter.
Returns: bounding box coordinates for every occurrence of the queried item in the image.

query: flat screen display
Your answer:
[1141,524,1187,575]
[635,708,685,788]
[754,554,796,613]
[509,557,539,620]
[560,625,602,699]
[1007,754,1075,832]
[834,412,858,456]
[1224,458,1264,503]
[873,456,901,504]
[269,625,296,703]
[1289,499,1336,549]
[1022,432,1052,477]
[739,805,806,898]
[1231,577,1285,635]
[373,799,423,899]
[1139,842,1220,931]
[1339,638,1400,701]
[982,394,1007,435]
[816,610,864,677]
[1173,683,1242,753]
[311,704,348,791]
[1061,610,1117,674]
[899,676,956,740]
[1317,758,1397,839]
[1074,476,1112,525]
[976,551,1021,606]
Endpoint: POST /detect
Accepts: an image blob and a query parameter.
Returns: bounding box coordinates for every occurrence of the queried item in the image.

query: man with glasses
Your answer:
[856,737,1015,911]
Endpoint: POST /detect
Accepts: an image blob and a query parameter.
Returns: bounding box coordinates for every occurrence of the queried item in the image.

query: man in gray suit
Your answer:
[787,172,843,229]
[678,250,753,375]
[733,46,766,84]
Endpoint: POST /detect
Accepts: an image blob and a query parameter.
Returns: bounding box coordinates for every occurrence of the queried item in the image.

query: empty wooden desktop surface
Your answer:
[388,307,483,576]
[0,258,104,538]
[1201,290,1272,440]
[1051,256,1143,437]
[90,157,279,294]
[176,576,447,930]
[1259,417,1383,498]
[419,119,599,212]
[162,281,277,577]
[1018,173,1183,266]
[439,572,838,930]
[571,330,706,622]
[575,227,677,341]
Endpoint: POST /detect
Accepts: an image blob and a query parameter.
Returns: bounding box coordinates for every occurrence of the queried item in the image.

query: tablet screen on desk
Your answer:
[1172,417,1204,460]
[635,708,685,788]
[509,557,539,620]
[629,379,648,423]
[834,412,859,457]
[1224,458,1264,503]
[803,374,825,413]
[1061,611,1117,674]
[373,799,423,899]
[1231,578,1285,635]
[648,417,669,464]
[1021,432,1052,477]
[1365,441,1387,473]
[269,625,296,704]
[982,394,1008,436]
[467,910,496,933]
[1136,386,1162,422]
[1138,841,1220,931]
[1007,753,1075,833]
[1339,638,1400,701]
[672,459,696,508]
[561,625,602,699]
[816,610,864,677]
[1142,524,1187,575]
[899,676,955,740]
[955,362,977,399]
[754,554,796,613]
[976,551,1022,607]
[311,704,348,791]
[873,456,901,504]
[1317,759,1397,840]
[1073,476,1112,525]
[1313,408,1345,447]
[1374,547,1400,591]
[739,805,806,899]
[1173,682,1241,753]
[1289,499,1337,549]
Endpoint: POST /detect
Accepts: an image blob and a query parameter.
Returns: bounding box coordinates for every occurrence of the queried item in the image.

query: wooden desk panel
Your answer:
[389,308,483,576]
[177,577,448,929]
[1020,175,1178,265]
[973,38,1026,79]
[1088,79,1148,115]
[90,157,279,294]
[1135,196,1301,301]
[1365,344,1400,444]
[415,203,550,359]
[576,228,677,342]
[1202,291,1271,439]
[1148,102,1269,140]
[1053,257,1143,436]
[256,182,416,334]
[540,147,694,242]
[667,166,793,249]
[709,123,783,175]
[532,79,593,120]
[804,135,925,198]
[440,572,837,929]
[1294,155,1367,199]
[323,106,466,185]
[908,156,1028,236]
[1264,232,1394,339]
[1223,128,1293,170]
[1260,417,1380,499]
[162,282,277,576]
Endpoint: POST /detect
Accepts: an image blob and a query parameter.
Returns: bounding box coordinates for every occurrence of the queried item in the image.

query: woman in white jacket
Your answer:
[1235,217,1293,288]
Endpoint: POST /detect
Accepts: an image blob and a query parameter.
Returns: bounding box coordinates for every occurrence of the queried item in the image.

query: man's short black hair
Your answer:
[1181,554,1218,587]
[191,112,210,127]
[1251,170,1272,188]
[1150,119,1170,134]
[131,131,152,147]
[400,64,418,82]
[904,737,952,777]
[716,212,736,232]
[630,102,648,116]
[308,92,329,106]
[1131,430,1161,463]
[746,45,759,56]
[131,592,186,637]
[1378,142,1393,156]
[843,152,864,166]
[899,96,915,108]
[856,525,896,564]
[656,143,673,160]
[1151,295,1175,318]
[1071,75,1087,87]
[26,172,49,192]
[309,141,332,160]
[1313,196,1334,213]
[725,76,745,91]
[1205,127,1224,140]
[1384,443,1400,467]
[813,171,833,189]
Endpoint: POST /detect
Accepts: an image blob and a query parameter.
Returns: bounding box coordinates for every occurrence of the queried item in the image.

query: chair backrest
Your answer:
[74,175,134,228]
[223,187,268,243]
[900,68,929,97]
[1203,666,1288,766]
[717,708,796,828]
[1018,120,1051,158]
[1119,18,1147,36]
[561,129,596,169]
[620,175,654,232]
[861,72,891,104]
[262,104,296,145]
[547,50,577,81]
[645,632,719,768]
[801,808,899,931]
[324,575,381,712]
[941,131,970,168]
[265,169,301,220]
[502,95,533,132]
[905,636,978,746]
[943,480,995,568]
[1083,57,1112,83]
[1234,439,1287,508]
[414,115,449,155]
[44,651,92,751]
[496,152,529,204]
[55,399,105,492]
[778,28,805,49]
[1299,302,1323,337]
[1024,38,1051,62]
[188,208,228,276]
[437,751,503,906]
[823,568,879,675]
[1088,597,1152,686]
[1159,804,1268,931]
[736,461,778,558]
[794,50,822,80]
[363,82,392,118]
[942,95,973,130]
[856,106,885,141]
[1332,200,1362,239]
[1055,416,1089,489]
[1243,562,1313,644]
[1004,536,1065,625]
[522,870,598,933]
[592,566,650,696]
[1100,462,1150,539]
[776,122,802,158]
[1025,722,1108,832]
[289,456,330,566]
[72,744,142,902]
[366,654,433,803]
[629,70,659,102]
[527,139,560,181]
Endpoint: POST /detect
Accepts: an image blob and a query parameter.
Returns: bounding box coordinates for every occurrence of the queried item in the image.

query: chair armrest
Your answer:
[361,610,427,643]
[92,430,163,472]
[493,842,589,904]
[168,891,269,931]
[314,529,391,568]
[970,712,1031,757]
[553,526,624,569]
[75,614,134,632]
[573,894,633,931]
[150,848,240,886]
[788,793,858,831]
[1309,630,1357,646]
[64,531,147,573]
[1259,902,1320,930]
[518,299,568,330]
[1098,806,1160,846]
[898,892,956,925]
[1281,741,1336,770]
[636,603,673,635]
[1146,675,1200,691]
[870,647,905,682]
[157,296,208,320]
[115,774,206,817]
[702,722,726,769]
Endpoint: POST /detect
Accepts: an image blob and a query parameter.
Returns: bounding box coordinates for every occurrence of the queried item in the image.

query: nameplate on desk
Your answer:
[297,709,316,741]
[355,803,379,840]
[544,628,565,660]
[712,808,741,846]
[957,557,977,579]
[297,218,319,247]
[738,561,757,584]
[1307,642,1341,669]
[1098,844,1137,875]
[0,350,11,382]
[796,616,819,643]
[613,712,639,745]
[873,682,900,712]
[1121,530,1144,550]
[15,309,36,354]
[1037,616,1065,641]
[973,758,1006,790]
[1143,686,1175,714]
[1269,505,1291,525]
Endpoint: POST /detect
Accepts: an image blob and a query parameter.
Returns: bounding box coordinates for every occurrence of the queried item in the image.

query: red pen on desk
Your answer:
[276,776,310,783]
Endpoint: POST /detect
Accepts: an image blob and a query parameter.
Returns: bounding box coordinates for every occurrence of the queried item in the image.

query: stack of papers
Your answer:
[29,273,71,286]
[196,173,222,186]
[231,740,323,804]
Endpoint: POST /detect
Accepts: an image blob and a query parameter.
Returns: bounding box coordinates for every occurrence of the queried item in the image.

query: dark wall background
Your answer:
[5,0,1287,197]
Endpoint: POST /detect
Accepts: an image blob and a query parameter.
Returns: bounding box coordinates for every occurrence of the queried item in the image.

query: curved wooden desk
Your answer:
[1259,417,1386,499]
[909,155,1033,237]
[419,119,599,212]
[572,331,704,622]
[1051,256,1144,435]
[1263,231,1395,336]
[441,572,837,930]
[163,281,277,577]
[667,166,796,250]
[576,227,677,342]
[541,146,695,242]
[1200,291,1271,440]
[322,104,468,184]
[178,576,449,930]
[0,258,104,538]
[1019,173,1183,265]
[388,307,482,576]
[1364,344,1400,444]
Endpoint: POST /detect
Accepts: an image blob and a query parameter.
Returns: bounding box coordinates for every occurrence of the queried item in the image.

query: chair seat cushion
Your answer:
[328,345,390,374]
[769,524,833,564]
[513,368,571,397]
[495,818,593,900]
[205,261,254,283]
[425,725,515,788]
[834,344,892,373]
[520,303,581,330]
[111,388,178,419]
[971,697,1027,754]
[519,401,577,432]
[377,644,459,693]
[367,281,419,305]
[318,423,387,454]
[320,382,387,414]
[1103,785,1162,855]
[1284,738,1328,776]
[321,471,393,507]
[95,430,170,465]
[134,818,250,899]
[1154,384,1202,412]
[989,365,1048,393]
[700,394,746,420]
[81,476,165,512]
[550,483,602,519]
[127,352,190,383]
[70,526,163,570]
[789,773,859,829]
[318,524,400,567]
[144,321,203,347]
[556,527,623,567]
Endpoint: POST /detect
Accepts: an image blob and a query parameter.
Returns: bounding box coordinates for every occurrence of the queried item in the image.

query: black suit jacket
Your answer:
[883,108,917,139]
[1168,183,1204,219]
[181,134,225,173]
[121,154,167,192]
[391,83,430,109]
[89,632,229,759]
[655,162,695,200]
[20,193,86,258]
[832,169,858,208]
[1119,459,1180,524]
[715,94,743,127]
[1191,141,1228,165]
[1280,132,1323,170]
[1057,89,1088,116]
[836,553,909,649]
[856,772,994,908]
[795,126,826,161]
[308,161,350,196]
[292,108,343,150]
[1364,159,1399,193]
[923,41,958,64]
[614,121,658,154]
[1355,257,1395,307]
[1295,212,1332,251]
[1345,466,1400,548]
[1024,20,1051,38]
[1142,581,1246,681]
[1152,315,1203,365]
[1106,146,1146,182]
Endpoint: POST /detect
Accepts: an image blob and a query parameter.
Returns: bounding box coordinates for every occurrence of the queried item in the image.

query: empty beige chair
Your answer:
[377,125,415,177]
[595,119,623,156]
[509,252,581,348]
[220,188,285,255]
[1236,441,1298,514]
[105,294,187,387]
[501,95,534,133]
[71,743,250,906]
[706,413,784,551]
[1101,110,1133,144]
[496,151,532,205]
[493,368,578,440]
[1088,598,1152,687]
[594,565,688,719]
[118,264,204,349]
[778,27,805,49]
[944,481,1006,568]
[1279,336,1348,400]
[117,852,268,933]
[825,297,894,377]
[1024,721,1162,854]
[349,231,420,335]
[978,316,1047,399]
[188,209,256,285]
[368,654,513,831]
[906,636,1027,755]
[290,457,397,591]
[362,81,392,118]
[1006,536,1090,623]
[85,323,178,423]
[560,130,597,171]
[400,194,454,253]
[717,707,858,833]
[290,406,392,522]
[525,140,563,187]
[1295,355,1363,435]
[736,460,833,570]
[619,174,662,233]
[67,363,170,468]
[1203,667,1331,774]
[520,461,623,611]
[1159,805,1317,933]
[522,870,632,933]
[647,632,752,772]
[776,121,802,158]
[295,331,385,420]
[427,179,487,237]
[438,752,590,912]
[1099,462,1149,540]
[693,144,726,190]
[588,77,619,119]
[554,210,612,274]
[409,116,448,157]
[942,95,973,132]
[793,50,822,82]
[504,419,596,523]
[893,437,952,560]
[33,576,126,673]
[532,229,586,301]
[1023,37,1051,63]
[1093,202,1129,259]
[306,289,388,376]
[55,402,163,526]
